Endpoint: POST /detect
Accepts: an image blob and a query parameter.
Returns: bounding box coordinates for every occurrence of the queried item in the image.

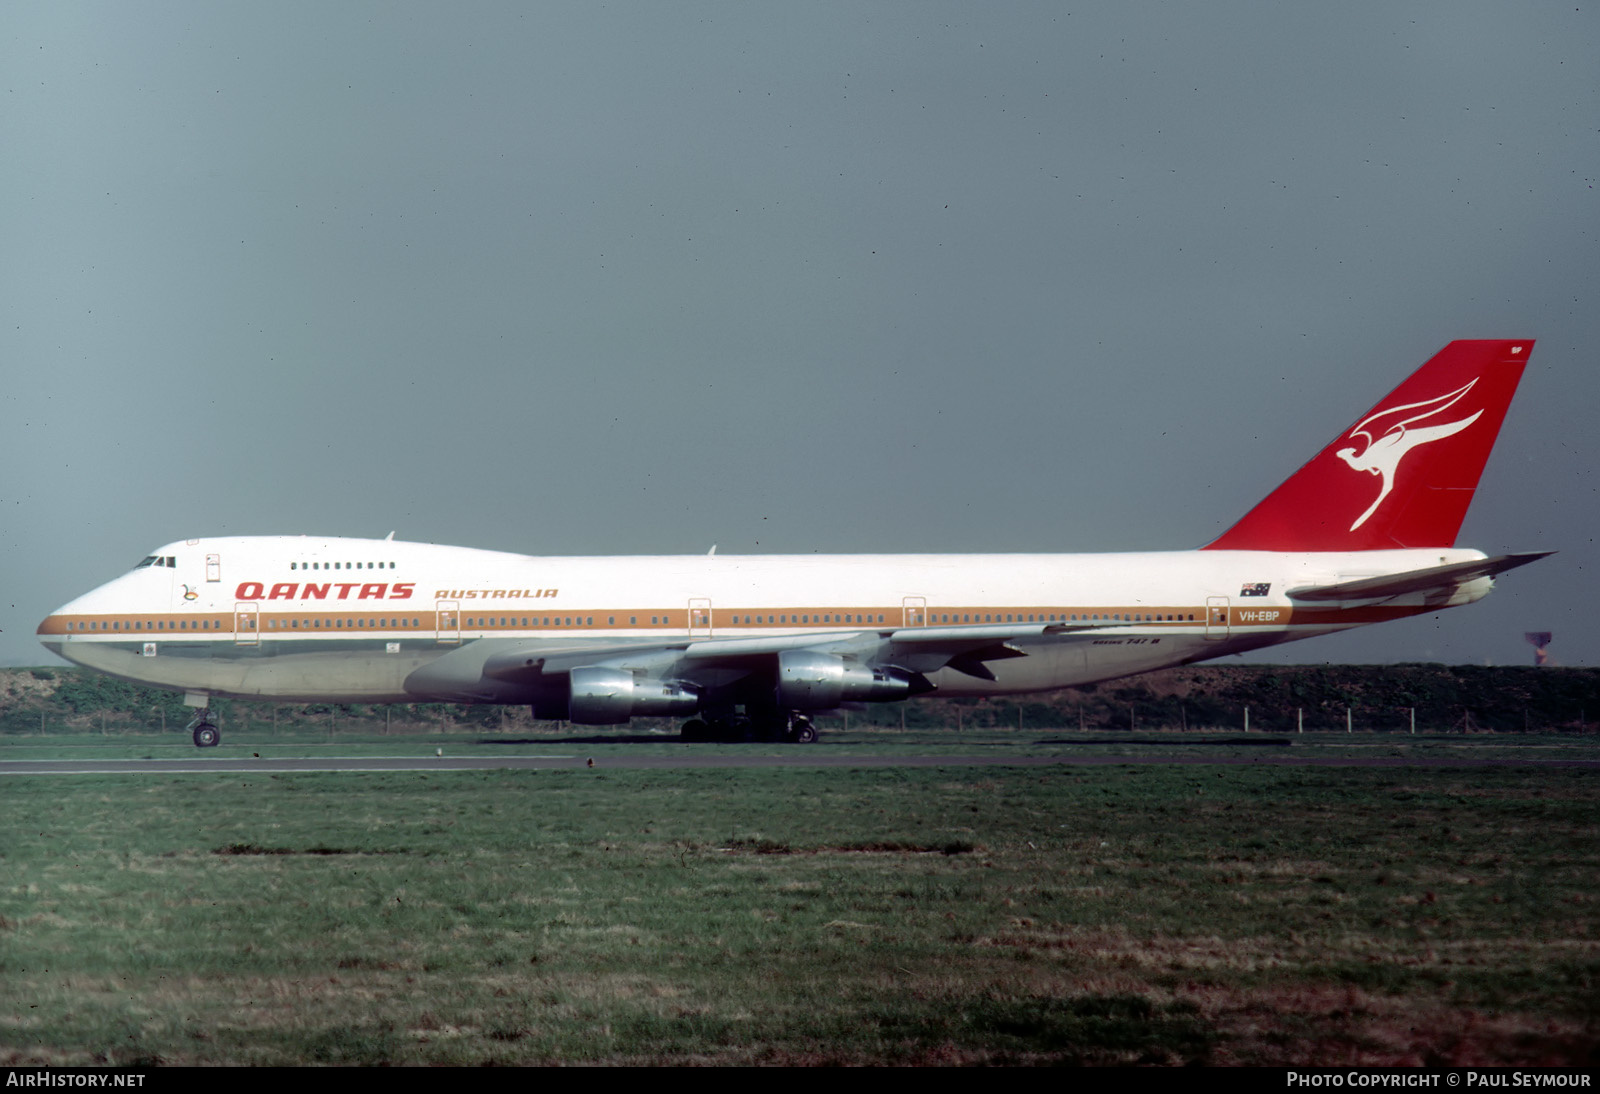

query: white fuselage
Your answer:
[38,535,1492,706]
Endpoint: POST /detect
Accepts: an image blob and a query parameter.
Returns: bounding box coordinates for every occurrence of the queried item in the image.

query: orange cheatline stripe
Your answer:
[34,601,1451,639]
[42,605,1262,634]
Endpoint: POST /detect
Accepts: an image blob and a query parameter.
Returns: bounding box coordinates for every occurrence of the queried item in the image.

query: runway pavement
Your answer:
[4,751,1597,775]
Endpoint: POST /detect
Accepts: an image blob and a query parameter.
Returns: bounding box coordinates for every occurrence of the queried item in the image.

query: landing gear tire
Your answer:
[186,707,220,748]
[683,713,816,743]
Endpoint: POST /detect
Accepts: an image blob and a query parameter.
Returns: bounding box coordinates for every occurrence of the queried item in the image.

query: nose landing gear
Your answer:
[186,709,220,748]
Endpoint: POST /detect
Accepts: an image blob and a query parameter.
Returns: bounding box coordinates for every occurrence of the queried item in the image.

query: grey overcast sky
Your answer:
[3,3,1596,668]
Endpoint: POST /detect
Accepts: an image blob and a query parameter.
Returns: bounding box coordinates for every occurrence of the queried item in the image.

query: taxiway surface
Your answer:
[4,752,1596,775]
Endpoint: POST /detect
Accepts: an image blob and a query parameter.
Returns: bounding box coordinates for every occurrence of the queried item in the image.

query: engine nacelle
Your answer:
[775,651,915,710]
[567,666,699,725]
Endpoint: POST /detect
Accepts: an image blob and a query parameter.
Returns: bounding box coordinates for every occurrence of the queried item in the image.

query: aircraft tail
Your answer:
[1204,340,1533,552]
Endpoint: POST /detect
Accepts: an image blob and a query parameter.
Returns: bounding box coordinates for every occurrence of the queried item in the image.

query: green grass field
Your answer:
[2,732,1597,1065]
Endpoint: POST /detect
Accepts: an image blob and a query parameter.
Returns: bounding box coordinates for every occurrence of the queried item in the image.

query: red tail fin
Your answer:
[1204,340,1533,552]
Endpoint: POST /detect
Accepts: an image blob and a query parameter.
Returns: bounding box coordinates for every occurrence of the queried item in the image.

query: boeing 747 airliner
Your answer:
[39,340,1549,746]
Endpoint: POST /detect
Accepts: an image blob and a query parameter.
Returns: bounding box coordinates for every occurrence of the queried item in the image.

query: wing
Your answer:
[399,618,1151,723]
[478,617,1131,689]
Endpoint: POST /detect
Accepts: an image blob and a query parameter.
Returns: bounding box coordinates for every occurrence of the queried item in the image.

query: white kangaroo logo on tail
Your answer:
[1335,379,1483,531]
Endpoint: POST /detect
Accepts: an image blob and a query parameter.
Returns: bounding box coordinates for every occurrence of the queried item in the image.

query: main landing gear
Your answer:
[186,709,221,748]
[681,712,818,744]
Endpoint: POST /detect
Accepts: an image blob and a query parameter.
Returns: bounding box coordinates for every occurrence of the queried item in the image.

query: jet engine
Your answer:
[566,666,699,725]
[774,650,920,710]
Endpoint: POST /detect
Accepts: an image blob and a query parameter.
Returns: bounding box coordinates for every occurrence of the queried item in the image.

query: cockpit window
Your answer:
[134,556,176,570]
[135,556,158,569]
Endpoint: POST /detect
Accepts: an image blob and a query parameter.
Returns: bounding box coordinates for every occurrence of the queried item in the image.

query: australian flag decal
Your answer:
[1240,582,1271,597]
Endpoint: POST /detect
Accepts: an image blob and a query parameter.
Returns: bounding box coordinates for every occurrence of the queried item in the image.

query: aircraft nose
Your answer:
[38,608,66,637]
[37,607,70,656]
[39,587,96,641]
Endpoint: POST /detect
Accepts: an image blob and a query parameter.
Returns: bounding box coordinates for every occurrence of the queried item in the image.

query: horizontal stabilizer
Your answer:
[1285,551,1553,602]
